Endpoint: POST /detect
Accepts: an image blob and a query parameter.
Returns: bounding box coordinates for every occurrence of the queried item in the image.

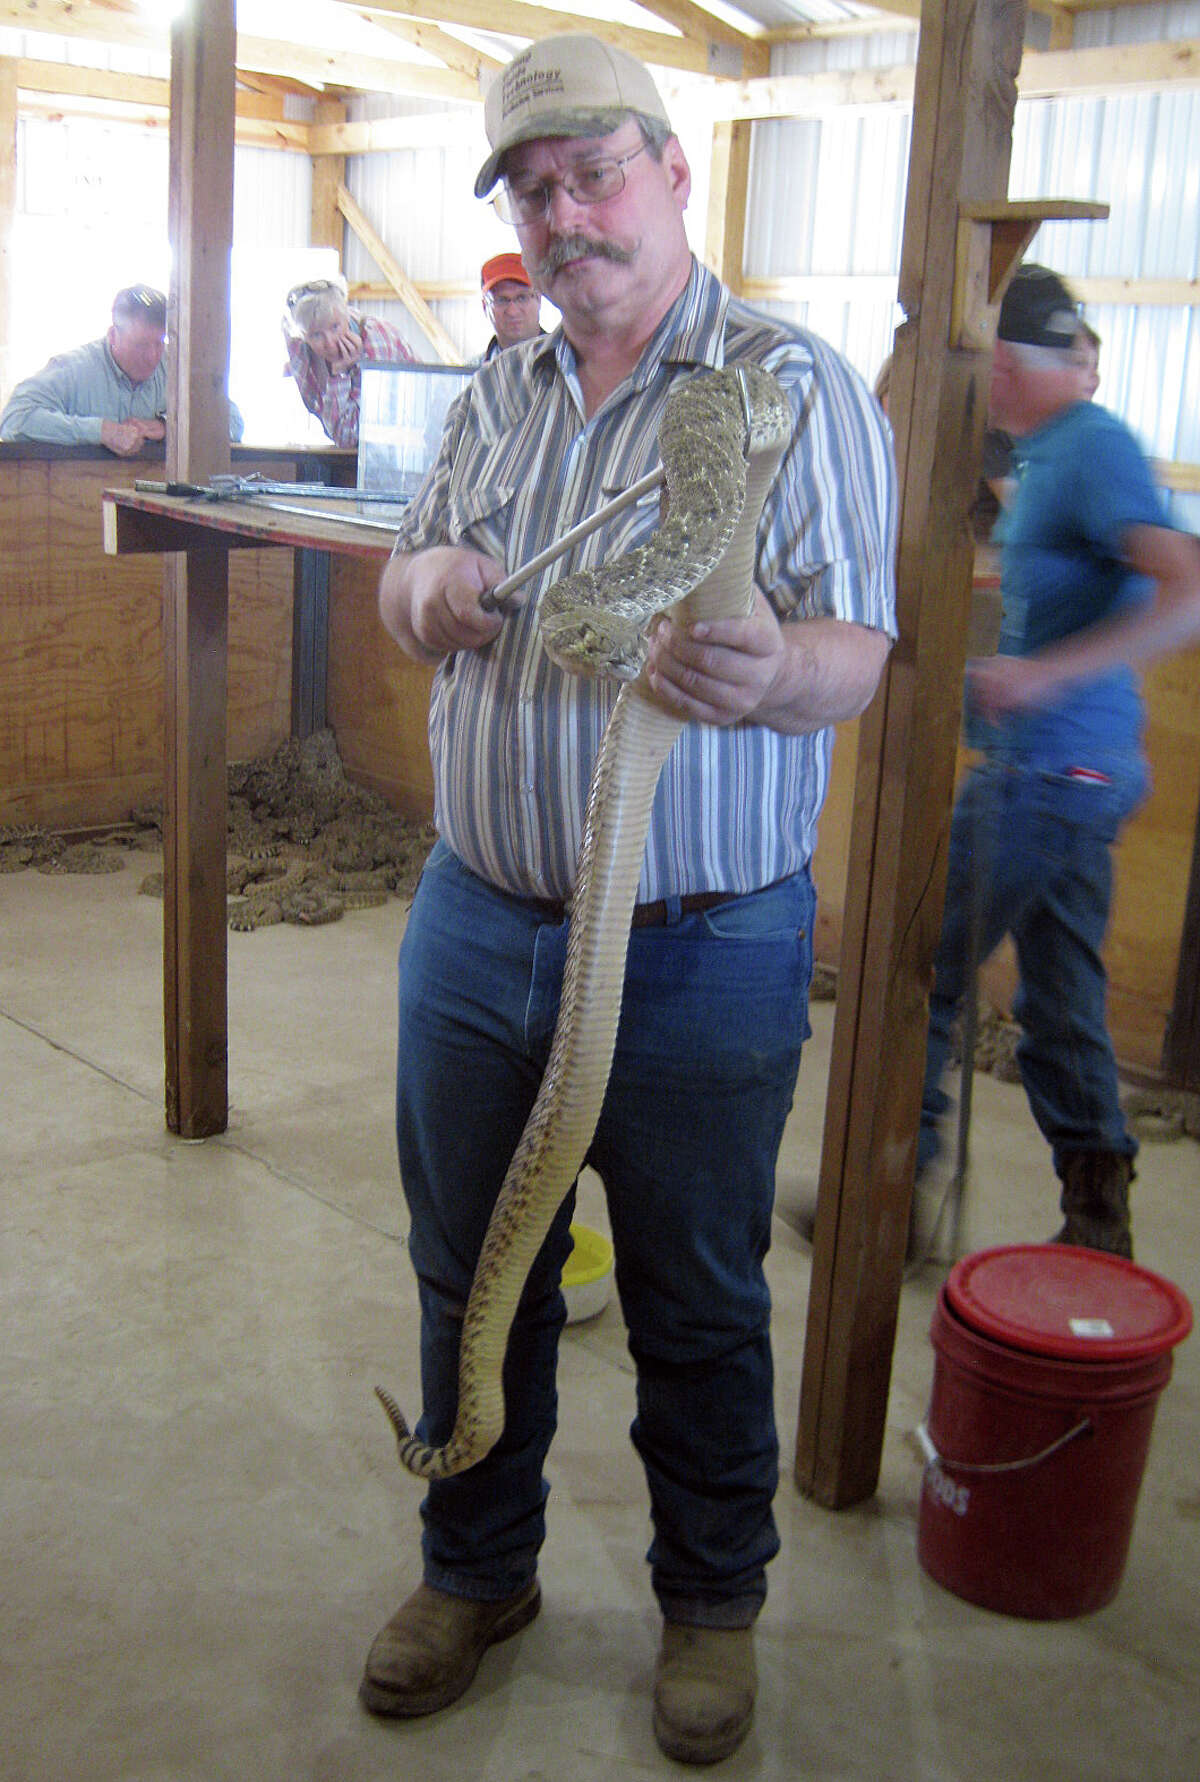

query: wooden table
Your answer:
[103,482,405,1139]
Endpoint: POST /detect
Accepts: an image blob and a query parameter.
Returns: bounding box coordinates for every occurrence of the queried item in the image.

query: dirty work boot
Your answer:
[1052,1150,1135,1259]
[359,1579,541,1718]
[653,1622,757,1765]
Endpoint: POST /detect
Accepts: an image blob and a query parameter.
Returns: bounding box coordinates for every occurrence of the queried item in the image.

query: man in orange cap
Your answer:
[479,252,543,359]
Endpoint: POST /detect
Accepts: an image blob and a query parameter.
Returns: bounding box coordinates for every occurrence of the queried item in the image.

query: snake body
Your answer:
[377,363,792,1479]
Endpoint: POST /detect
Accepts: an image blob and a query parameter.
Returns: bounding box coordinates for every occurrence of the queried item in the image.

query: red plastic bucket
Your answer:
[917,1244,1192,1619]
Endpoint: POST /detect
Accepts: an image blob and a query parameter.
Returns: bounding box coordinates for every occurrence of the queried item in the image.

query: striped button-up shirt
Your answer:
[392,257,897,904]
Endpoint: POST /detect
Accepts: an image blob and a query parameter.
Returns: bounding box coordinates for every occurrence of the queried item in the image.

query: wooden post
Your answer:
[705,120,752,295]
[0,59,16,403]
[795,0,1028,1507]
[310,97,346,252]
[163,0,236,1137]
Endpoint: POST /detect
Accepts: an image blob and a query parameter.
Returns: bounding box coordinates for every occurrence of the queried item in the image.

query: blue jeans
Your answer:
[919,757,1147,1179]
[394,841,815,1627]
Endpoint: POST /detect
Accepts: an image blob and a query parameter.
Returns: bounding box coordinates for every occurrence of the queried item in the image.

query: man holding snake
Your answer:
[366,32,897,1764]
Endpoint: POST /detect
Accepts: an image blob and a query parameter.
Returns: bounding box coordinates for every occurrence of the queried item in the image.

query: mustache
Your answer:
[532,233,637,278]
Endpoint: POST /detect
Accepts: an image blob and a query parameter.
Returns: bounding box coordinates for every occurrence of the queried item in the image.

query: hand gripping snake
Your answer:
[376,363,792,1479]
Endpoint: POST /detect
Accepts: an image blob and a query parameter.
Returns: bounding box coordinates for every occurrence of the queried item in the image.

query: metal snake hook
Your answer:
[479,467,665,615]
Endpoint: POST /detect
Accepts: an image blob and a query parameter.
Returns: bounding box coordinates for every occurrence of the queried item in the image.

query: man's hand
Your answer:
[644,589,786,726]
[379,545,519,664]
[966,654,1057,723]
[100,415,165,457]
[646,592,891,734]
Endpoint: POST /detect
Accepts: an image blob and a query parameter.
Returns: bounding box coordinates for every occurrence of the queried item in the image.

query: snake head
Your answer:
[732,363,793,459]
[540,607,648,682]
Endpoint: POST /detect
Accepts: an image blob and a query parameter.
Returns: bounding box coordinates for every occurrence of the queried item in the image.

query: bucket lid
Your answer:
[946,1245,1193,1362]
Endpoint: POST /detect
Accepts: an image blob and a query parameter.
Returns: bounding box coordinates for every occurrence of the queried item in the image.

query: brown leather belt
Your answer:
[523,887,734,927]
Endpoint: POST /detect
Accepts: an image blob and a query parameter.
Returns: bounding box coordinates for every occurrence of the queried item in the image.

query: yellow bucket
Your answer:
[561,1222,615,1325]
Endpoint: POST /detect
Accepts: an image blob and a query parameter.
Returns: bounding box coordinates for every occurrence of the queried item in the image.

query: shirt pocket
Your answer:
[445,473,516,565]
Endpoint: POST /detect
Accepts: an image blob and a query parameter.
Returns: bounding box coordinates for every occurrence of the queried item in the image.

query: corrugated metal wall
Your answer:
[751,7,1199,525]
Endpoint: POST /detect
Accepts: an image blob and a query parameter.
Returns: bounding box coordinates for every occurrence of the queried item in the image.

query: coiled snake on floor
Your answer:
[376,363,792,1479]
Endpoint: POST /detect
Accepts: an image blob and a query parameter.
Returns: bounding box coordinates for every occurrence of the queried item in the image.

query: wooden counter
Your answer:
[100,479,437,822]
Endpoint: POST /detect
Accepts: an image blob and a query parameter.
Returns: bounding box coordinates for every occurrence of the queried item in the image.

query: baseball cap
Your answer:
[998,264,1080,350]
[481,252,533,293]
[474,33,671,199]
[112,284,167,329]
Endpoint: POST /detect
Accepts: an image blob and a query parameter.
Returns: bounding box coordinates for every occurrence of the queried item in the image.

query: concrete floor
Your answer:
[2,857,1198,1782]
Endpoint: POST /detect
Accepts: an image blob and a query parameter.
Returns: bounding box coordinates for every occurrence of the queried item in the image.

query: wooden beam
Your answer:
[1,4,482,100]
[311,98,347,252]
[1074,275,1200,307]
[14,60,310,146]
[795,0,1028,1509]
[0,1,157,52]
[352,278,475,301]
[237,34,478,100]
[953,197,1108,348]
[163,0,237,1140]
[309,114,476,156]
[763,18,917,45]
[366,13,505,81]
[1157,461,1200,493]
[335,183,462,363]
[704,120,752,294]
[836,0,919,17]
[0,60,15,403]
[341,0,713,77]
[16,58,291,120]
[1043,6,1076,51]
[15,87,309,147]
[740,272,1200,310]
[666,37,1200,121]
[621,0,769,76]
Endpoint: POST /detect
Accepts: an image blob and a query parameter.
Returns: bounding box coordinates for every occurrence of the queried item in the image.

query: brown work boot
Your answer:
[359,1579,541,1718]
[653,1622,756,1765]
[1052,1150,1135,1259]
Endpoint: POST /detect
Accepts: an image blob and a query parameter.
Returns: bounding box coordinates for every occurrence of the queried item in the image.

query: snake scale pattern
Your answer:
[377,364,792,1479]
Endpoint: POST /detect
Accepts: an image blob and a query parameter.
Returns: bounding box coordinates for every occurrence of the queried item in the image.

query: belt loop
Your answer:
[662,893,683,927]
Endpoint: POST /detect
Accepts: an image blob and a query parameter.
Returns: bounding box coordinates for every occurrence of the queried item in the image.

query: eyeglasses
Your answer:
[486,291,538,309]
[493,143,649,226]
[286,278,343,312]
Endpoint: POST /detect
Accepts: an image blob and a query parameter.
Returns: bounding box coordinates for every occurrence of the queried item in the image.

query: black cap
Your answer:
[998,264,1080,350]
[112,284,167,330]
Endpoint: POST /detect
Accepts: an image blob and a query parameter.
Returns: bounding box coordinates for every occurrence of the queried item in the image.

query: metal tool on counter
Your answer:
[134,475,408,504]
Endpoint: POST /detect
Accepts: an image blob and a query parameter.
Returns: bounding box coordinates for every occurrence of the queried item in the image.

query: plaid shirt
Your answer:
[284,314,413,446]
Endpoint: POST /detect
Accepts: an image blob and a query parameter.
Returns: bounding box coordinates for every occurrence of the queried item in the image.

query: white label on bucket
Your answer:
[1069,1317,1115,1338]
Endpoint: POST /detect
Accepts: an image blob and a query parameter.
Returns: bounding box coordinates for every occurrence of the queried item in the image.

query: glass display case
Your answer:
[357,361,475,499]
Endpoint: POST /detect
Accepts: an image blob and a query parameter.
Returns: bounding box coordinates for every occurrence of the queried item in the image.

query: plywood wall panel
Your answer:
[325,553,434,819]
[0,454,293,828]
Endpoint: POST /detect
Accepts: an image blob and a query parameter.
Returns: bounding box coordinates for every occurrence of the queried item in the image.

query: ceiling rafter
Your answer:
[15,57,291,120]
[616,0,769,72]
[358,11,506,81]
[340,0,739,76]
[0,0,721,81]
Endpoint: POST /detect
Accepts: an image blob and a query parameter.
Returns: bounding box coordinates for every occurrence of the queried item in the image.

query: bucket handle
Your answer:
[916,1417,1092,1476]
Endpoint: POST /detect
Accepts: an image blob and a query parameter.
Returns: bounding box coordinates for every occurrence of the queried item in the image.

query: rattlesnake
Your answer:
[376,363,793,1480]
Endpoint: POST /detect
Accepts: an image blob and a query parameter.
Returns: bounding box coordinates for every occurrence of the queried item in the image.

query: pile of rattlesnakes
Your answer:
[1,729,435,931]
